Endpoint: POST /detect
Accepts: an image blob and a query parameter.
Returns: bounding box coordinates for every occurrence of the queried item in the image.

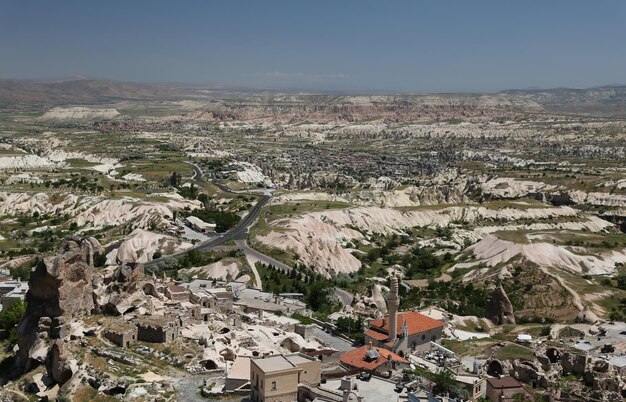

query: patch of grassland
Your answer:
[0,239,18,250]
[493,343,535,360]
[441,338,495,357]
[65,158,99,168]
[494,230,531,244]
[266,200,351,218]
[485,198,549,210]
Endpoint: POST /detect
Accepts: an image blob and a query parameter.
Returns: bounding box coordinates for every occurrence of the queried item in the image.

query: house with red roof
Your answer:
[363,274,444,354]
[339,345,408,374]
[365,310,444,354]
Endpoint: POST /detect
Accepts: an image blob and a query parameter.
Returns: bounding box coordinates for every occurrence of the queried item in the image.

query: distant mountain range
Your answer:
[500,86,626,116]
[1,78,625,116]
[0,79,192,110]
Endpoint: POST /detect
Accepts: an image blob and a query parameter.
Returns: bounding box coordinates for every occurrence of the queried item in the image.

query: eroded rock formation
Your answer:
[485,284,516,325]
[16,238,97,376]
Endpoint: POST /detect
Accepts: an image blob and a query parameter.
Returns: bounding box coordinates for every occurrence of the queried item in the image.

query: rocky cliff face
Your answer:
[11,236,151,392]
[485,284,516,325]
[15,238,97,380]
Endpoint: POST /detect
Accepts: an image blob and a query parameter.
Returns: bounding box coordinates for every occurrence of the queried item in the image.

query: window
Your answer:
[271,381,277,390]
[421,334,426,340]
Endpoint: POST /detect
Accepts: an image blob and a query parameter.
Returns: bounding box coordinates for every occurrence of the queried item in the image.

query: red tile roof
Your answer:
[369,311,443,337]
[340,346,408,371]
[364,328,387,341]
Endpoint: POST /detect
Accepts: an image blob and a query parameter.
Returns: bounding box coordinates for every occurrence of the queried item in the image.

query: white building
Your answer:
[0,279,28,309]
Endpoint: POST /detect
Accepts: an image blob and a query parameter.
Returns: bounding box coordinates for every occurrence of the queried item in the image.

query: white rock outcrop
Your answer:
[106,229,191,264]
[457,234,626,276]
[40,107,120,120]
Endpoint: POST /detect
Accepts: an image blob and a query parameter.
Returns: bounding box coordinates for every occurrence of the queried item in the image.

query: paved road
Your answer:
[334,287,354,306]
[186,161,203,180]
[145,194,269,267]
[145,163,269,268]
[236,239,293,271]
[152,161,355,308]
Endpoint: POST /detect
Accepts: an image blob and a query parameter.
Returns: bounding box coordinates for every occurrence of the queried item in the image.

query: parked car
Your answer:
[358,372,371,381]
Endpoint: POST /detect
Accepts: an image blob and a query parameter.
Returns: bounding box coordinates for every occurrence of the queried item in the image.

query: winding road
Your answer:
[145,162,269,268]
[147,161,354,304]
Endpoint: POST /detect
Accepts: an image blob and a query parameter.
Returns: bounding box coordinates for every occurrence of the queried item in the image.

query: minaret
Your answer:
[387,273,400,342]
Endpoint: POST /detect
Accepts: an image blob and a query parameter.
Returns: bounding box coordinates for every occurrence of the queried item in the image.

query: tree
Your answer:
[430,369,455,395]
[305,281,330,312]
[512,393,532,402]
[197,193,209,208]
[170,172,181,187]
[616,274,626,290]
[94,253,107,268]
[0,299,26,345]
[10,261,33,281]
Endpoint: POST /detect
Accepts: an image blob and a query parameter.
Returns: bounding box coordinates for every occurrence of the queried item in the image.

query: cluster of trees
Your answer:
[179,182,199,199]
[258,263,339,315]
[260,263,308,294]
[399,281,490,317]
[189,209,241,233]
[606,297,626,322]
[410,368,468,400]
[335,316,365,345]
[0,299,26,345]
[9,258,39,281]
[45,175,104,193]
[363,234,412,263]
[386,247,451,279]
[361,233,452,280]
[178,249,221,268]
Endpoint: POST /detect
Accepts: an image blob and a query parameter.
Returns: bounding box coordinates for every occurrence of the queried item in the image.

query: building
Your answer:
[339,345,408,374]
[165,283,189,302]
[136,316,180,343]
[250,353,321,402]
[364,274,444,354]
[186,216,216,233]
[104,320,138,348]
[485,376,532,402]
[226,356,251,392]
[0,280,28,309]
[186,280,235,311]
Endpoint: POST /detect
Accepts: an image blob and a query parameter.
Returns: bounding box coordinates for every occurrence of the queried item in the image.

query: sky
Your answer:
[1,1,625,92]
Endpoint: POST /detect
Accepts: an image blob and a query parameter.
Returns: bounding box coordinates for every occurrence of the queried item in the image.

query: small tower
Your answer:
[387,273,400,342]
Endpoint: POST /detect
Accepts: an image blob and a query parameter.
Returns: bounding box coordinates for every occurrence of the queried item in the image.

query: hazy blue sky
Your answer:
[1,1,625,92]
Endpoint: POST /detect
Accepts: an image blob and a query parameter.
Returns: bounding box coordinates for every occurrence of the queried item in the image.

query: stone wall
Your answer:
[136,319,179,343]
[104,327,137,348]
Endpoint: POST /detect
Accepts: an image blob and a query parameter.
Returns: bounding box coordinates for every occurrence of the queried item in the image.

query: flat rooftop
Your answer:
[285,354,311,366]
[228,356,251,380]
[320,377,408,400]
[253,355,296,373]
